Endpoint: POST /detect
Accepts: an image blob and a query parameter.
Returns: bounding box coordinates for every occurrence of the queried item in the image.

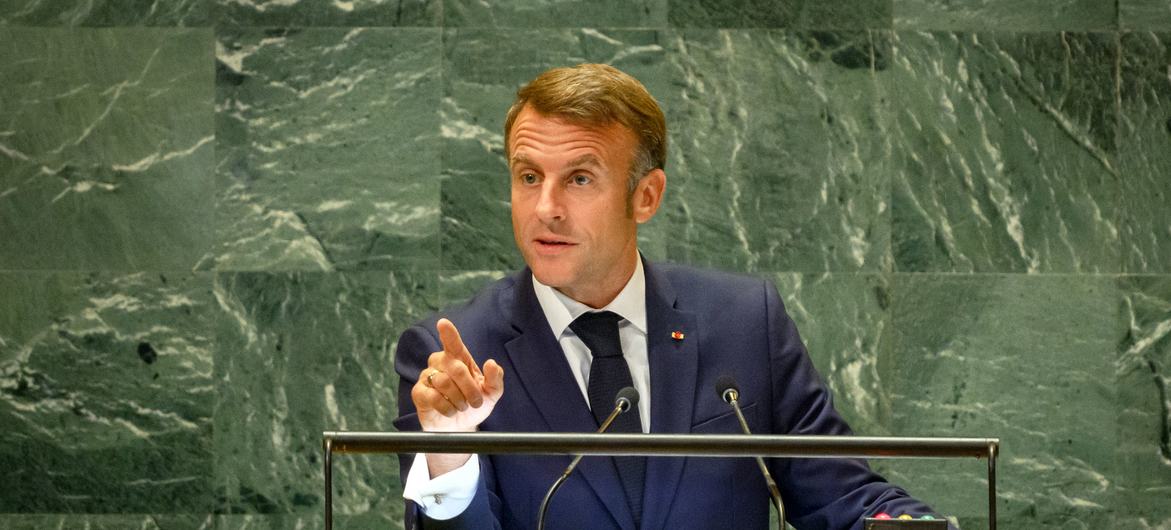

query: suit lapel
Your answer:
[503,269,637,530]
[641,260,699,530]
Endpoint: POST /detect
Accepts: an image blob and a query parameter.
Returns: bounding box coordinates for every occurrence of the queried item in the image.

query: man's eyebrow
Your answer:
[565,154,602,169]
[510,153,533,168]
[509,153,603,169]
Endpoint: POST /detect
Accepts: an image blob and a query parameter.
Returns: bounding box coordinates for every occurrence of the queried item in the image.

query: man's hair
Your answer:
[503,63,667,193]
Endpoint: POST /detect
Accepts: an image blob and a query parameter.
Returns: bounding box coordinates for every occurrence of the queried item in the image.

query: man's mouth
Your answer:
[534,238,576,251]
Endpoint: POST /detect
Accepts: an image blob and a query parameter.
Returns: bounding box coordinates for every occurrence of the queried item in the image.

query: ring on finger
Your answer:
[426,369,443,387]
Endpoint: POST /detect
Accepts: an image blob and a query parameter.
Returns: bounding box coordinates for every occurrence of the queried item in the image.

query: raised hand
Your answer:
[411,318,505,434]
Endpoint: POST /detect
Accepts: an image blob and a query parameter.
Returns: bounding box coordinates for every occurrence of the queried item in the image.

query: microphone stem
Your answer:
[596,402,625,433]
[537,402,626,530]
[729,397,786,530]
[537,463,577,530]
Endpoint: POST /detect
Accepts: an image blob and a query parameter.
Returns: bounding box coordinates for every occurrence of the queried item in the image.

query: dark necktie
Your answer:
[569,311,646,526]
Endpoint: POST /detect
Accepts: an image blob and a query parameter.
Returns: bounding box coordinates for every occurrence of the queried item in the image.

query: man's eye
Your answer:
[520,173,538,184]
[571,174,592,186]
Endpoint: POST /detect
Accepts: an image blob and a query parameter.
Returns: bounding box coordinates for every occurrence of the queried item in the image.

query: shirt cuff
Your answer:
[402,453,481,520]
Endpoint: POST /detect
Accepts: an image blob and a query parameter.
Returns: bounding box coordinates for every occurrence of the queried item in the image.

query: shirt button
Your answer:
[433,494,444,505]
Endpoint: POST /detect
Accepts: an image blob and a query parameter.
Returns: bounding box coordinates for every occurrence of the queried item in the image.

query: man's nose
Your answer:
[534,181,565,222]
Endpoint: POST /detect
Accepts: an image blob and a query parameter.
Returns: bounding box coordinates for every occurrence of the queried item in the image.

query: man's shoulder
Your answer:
[652,261,770,295]
[646,260,782,318]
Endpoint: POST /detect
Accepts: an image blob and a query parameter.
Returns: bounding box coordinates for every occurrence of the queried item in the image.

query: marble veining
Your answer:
[209,28,441,272]
[1121,0,1171,30]
[0,0,208,26]
[773,273,893,436]
[894,0,1116,31]
[212,271,435,520]
[878,274,1121,527]
[669,0,891,29]
[663,30,890,273]
[444,0,667,28]
[0,28,213,271]
[887,32,1120,273]
[1115,276,1171,529]
[0,272,214,512]
[1120,32,1171,274]
[215,0,440,27]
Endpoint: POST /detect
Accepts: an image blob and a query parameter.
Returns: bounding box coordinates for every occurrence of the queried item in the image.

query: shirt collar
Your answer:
[531,254,647,338]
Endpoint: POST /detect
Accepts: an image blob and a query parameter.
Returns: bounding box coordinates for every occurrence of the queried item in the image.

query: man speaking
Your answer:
[393,64,943,529]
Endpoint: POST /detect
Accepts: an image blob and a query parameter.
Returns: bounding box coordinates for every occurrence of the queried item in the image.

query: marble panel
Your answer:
[1114,276,1171,529]
[439,28,673,271]
[0,0,208,26]
[877,274,1121,528]
[664,30,890,273]
[668,0,891,30]
[213,0,439,27]
[772,273,892,435]
[212,271,436,520]
[0,272,215,512]
[1120,0,1171,30]
[1119,33,1171,274]
[445,0,667,28]
[210,28,441,272]
[0,28,213,271]
[893,0,1116,31]
[0,515,409,529]
[0,514,214,528]
[216,513,399,529]
[886,32,1120,274]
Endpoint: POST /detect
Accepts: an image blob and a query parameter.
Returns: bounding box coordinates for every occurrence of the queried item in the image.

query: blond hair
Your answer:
[504,64,667,192]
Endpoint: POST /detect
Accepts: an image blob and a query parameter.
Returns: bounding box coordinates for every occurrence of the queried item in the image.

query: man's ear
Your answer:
[632,168,666,224]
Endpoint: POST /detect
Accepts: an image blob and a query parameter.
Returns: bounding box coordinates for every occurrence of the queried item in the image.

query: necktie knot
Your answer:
[569,311,624,358]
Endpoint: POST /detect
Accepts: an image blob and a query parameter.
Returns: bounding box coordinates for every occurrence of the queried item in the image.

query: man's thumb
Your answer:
[482,359,504,399]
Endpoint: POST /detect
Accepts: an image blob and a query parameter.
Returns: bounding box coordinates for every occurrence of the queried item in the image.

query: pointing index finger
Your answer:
[437,318,482,377]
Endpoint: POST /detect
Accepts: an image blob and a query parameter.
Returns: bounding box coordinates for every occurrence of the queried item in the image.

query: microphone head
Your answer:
[715,375,740,403]
[615,386,640,412]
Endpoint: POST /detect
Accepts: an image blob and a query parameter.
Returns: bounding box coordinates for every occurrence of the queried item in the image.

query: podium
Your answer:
[322,431,1000,529]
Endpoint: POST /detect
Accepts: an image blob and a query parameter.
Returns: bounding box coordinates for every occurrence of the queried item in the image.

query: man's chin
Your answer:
[527,264,574,290]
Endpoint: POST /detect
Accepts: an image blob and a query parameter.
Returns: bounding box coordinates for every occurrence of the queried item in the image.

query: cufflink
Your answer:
[433,494,444,505]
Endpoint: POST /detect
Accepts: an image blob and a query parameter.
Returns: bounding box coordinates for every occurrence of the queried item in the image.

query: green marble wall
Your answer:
[1,1,1168,529]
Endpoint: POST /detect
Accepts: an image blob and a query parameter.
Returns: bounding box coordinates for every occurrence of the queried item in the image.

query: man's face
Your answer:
[508,105,664,308]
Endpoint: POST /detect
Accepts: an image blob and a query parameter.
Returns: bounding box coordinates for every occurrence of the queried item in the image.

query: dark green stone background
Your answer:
[1,1,1168,528]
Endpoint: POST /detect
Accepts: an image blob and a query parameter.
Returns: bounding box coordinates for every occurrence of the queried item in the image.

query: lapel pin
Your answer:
[671,331,685,340]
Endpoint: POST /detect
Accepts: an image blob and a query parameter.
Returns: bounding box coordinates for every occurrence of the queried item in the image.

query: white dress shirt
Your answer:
[402,257,650,520]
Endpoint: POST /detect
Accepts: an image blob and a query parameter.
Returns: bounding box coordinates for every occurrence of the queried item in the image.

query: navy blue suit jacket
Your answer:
[394,260,942,529]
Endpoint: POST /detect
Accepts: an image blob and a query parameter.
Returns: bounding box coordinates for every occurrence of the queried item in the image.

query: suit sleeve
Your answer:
[392,323,503,530]
[761,280,956,530]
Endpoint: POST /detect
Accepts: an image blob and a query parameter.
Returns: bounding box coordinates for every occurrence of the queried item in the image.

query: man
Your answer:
[393,64,943,529]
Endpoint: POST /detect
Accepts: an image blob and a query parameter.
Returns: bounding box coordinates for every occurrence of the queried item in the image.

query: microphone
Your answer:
[717,374,740,404]
[715,375,786,530]
[537,386,640,530]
